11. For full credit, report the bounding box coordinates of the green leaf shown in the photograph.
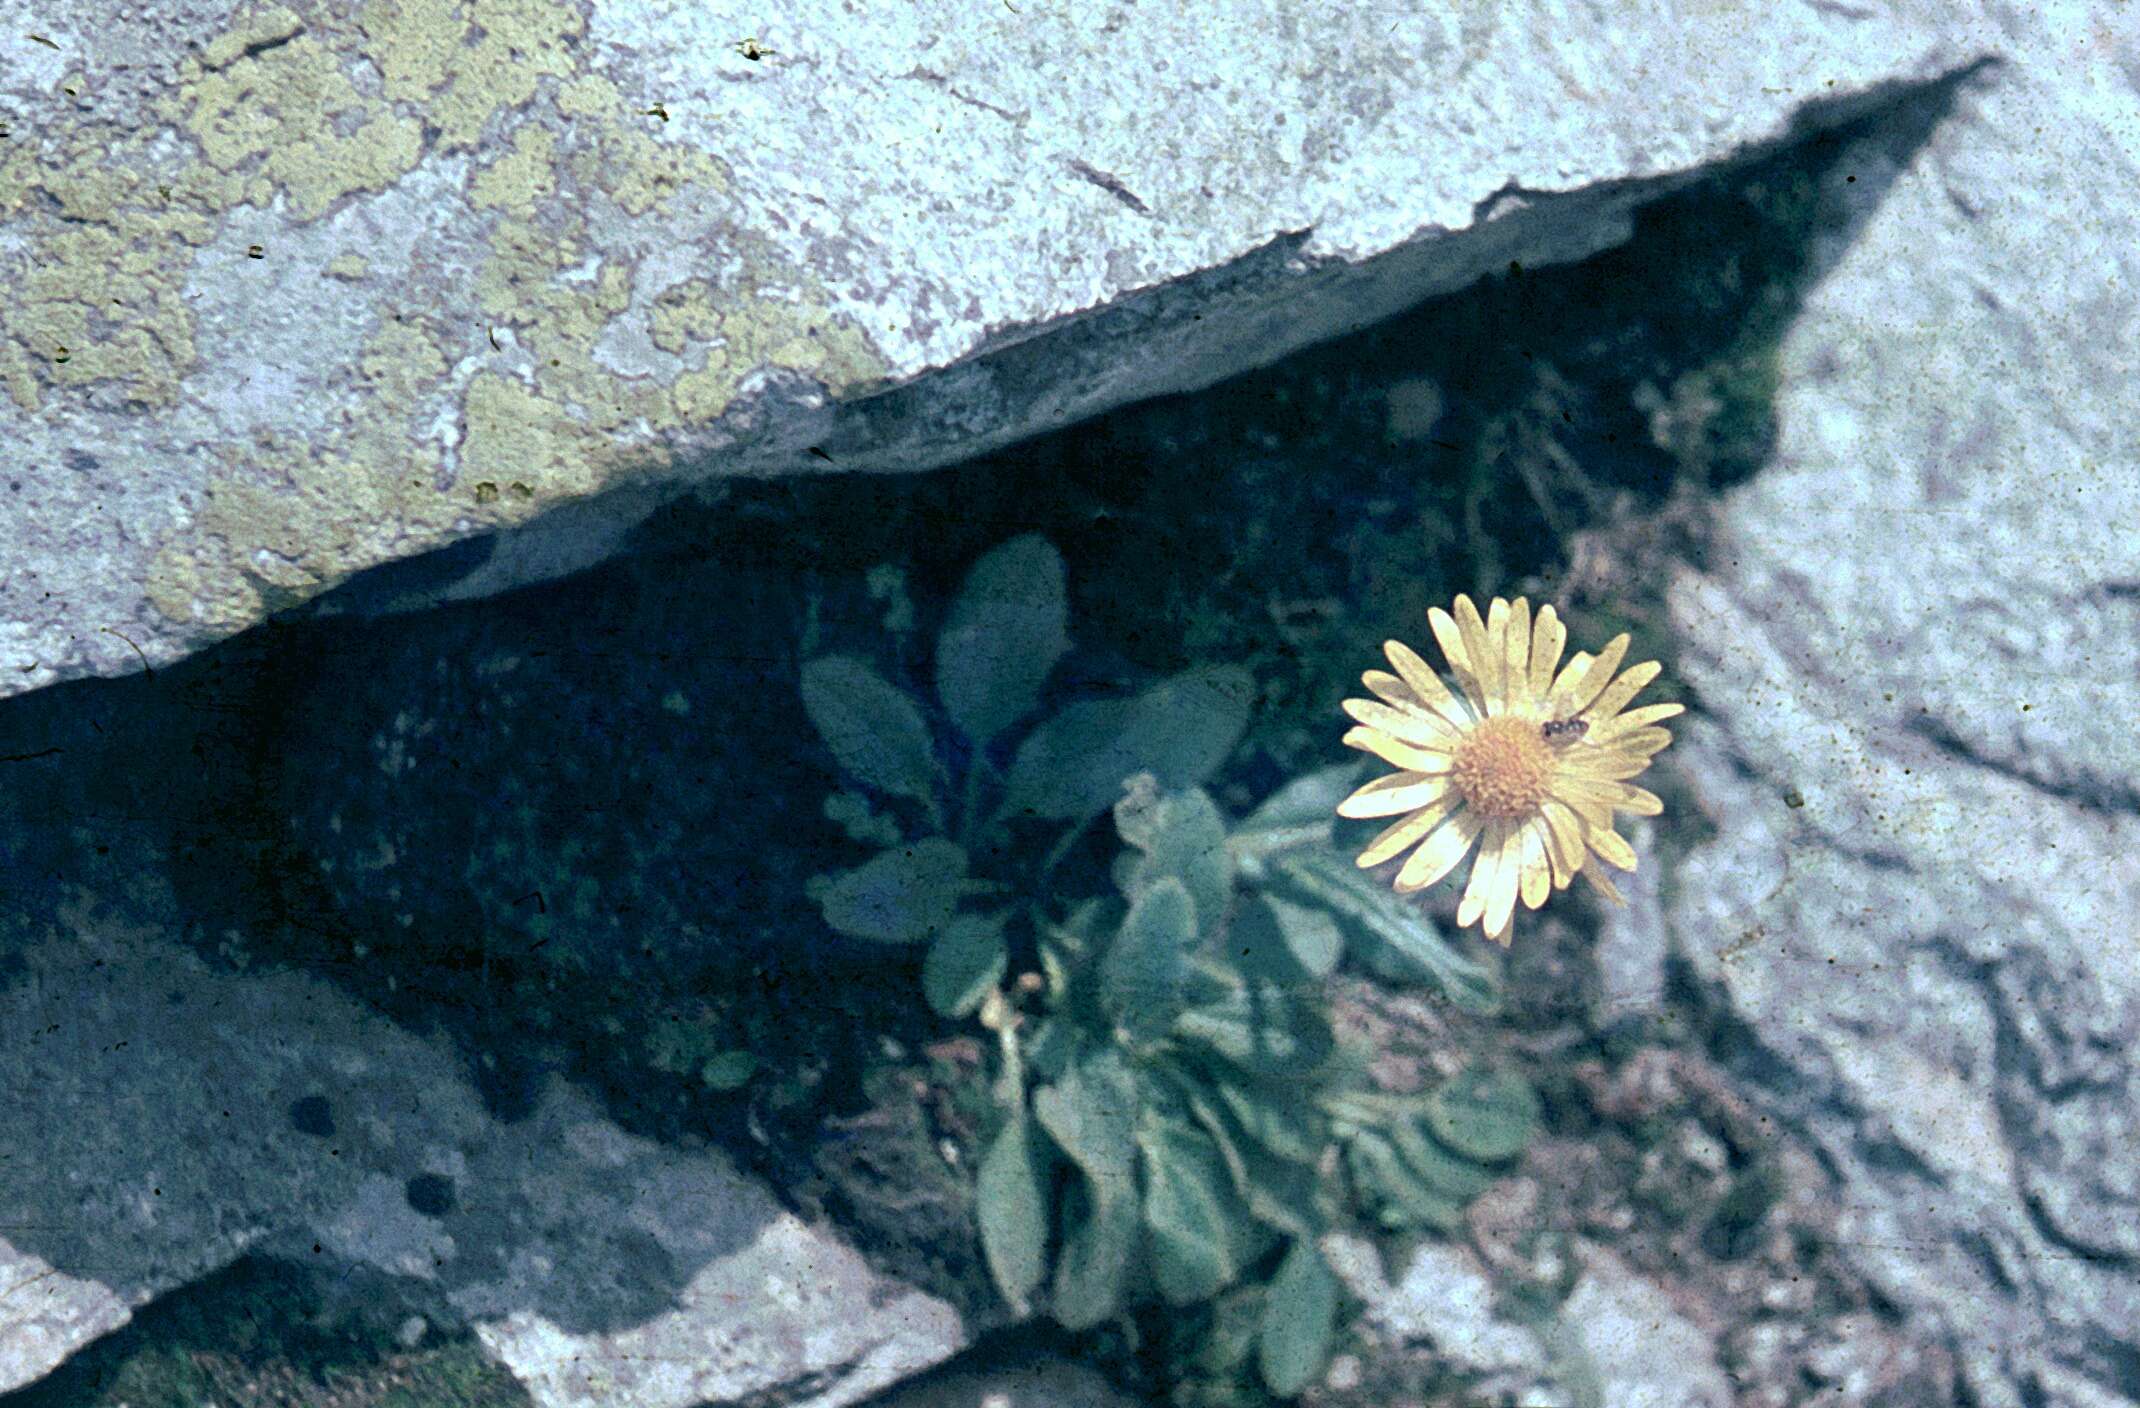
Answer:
[1345,1129,1467,1231]
[1270,849,1498,1014]
[977,1114,1052,1315]
[1033,1048,1139,1201]
[1174,968,1334,1077]
[700,1051,758,1090]
[922,911,1009,1018]
[1176,1078,1322,1240]
[1385,1117,1496,1201]
[1226,894,1342,985]
[1215,1081,1326,1166]
[1138,1115,1263,1305]
[1003,665,1255,822]
[799,655,940,808]
[1258,1239,1340,1398]
[1231,765,1362,863]
[814,839,968,944]
[936,535,1070,744]
[1034,1050,1142,1327]
[1100,877,1196,1044]
[1424,1066,1540,1165]
[1116,786,1233,939]
[1051,1166,1141,1330]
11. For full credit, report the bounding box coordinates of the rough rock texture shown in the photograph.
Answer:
[1666,11,2140,1408]
[1323,1236,1545,1385]
[1,0,1988,698]
[1560,1249,1731,1408]
[1326,1236,1730,1407]
[0,879,963,1406]
[860,1355,1143,1408]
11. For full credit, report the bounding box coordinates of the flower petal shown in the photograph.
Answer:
[1548,649,1594,703]
[1454,819,1503,929]
[1342,726,1450,772]
[1558,748,1661,782]
[1553,633,1631,717]
[1382,641,1474,726]
[1338,771,1451,819]
[1517,820,1551,910]
[1581,659,1663,727]
[1504,597,1534,710]
[1586,825,1639,872]
[1481,597,1512,715]
[1588,701,1685,743]
[1540,799,1586,885]
[1356,797,1458,868]
[1554,776,1665,817]
[1482,823,1523,942]
[1582,862,1628,906]
[1342,696,1460,748]
[1612,726,1675,756]
[1429,605,1488,717]
[1361,669,1420,709]
[1393,809,1482,893]
[1528,604,1567,703]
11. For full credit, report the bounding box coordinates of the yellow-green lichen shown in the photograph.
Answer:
[575,124,730,217]
[557,73,622,119]
[360,0,582,150]
[471,125,558,214]
[0,126,215,411]
[66,0,889,639]
[173,27,423,220]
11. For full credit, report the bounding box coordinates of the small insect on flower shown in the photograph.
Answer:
[1335,594,1681,946]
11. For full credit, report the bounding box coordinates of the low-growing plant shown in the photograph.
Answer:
[798,535,1540,1398]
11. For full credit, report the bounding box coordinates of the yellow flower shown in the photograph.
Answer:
[1336,595,1680,945]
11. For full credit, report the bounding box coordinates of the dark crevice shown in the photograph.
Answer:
[1906,711,2140,818]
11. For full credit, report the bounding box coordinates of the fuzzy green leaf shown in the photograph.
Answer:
[1258,1239,1340,1398]
[1003,665,1255,822]
[936,535,1071,744]
[1270,849,1497,1014]
[1138,1115,1264,1305]
[1385,1117,1497,1200]
[799,655,940,807]
[1226,894,1342,985]
[977,1113,1052,1315]
[922,911,1009,1018]
[1224,761,1352,873]
[699,1051,758,1090]
[1037,1049,1144,1329]
[1033,1047,1139,1201]
[1177,1079,1322,1240]
[1216,1081,1326,1166]
[1424,1066,1541,1165]
[1116,786,1233,939]
[1100,877,1196,1044]
[814,839,968,944]
[1174,969,1334,1077]
[1345,1129,1467,1231]
[1050,1168,1141,1330]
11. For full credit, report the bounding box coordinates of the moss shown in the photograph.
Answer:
[2,1259,531,1408]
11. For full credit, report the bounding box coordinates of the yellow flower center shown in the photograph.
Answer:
[1450,716,1554,822]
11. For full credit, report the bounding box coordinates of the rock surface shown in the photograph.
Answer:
[1666,10,2140,1407]
[0,0,1987,698]
[1559,1249,1731,1408]
[860,1355,1144,1408]
[0,873,963,1406]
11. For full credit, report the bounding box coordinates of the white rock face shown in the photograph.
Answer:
[0,0,1984,698]
[1667,9,2140,1406]
[1561,1250,1731,1408]
[0,885,962,1406]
